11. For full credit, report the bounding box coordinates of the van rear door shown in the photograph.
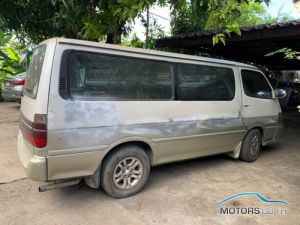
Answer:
[20,39,57,157]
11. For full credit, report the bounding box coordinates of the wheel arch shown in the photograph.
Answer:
[239,126,262,162]
[85,137,154,189]
[244,125,264,143]
[229,126,264,159]
[103,137,154,165]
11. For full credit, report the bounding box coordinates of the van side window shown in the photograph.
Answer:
[241,70,272,99]
[68,52,172,100]
[177,64,235,101]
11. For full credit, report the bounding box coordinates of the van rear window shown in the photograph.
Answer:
[24,45,47,98]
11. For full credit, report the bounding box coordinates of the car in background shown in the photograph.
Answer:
[276,70,300,108]
[2,72,26,103]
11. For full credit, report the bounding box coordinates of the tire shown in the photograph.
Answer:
[101,145,150,198]
[239,129,261,162]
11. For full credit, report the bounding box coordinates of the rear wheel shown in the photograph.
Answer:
[239,129,261,162]
[101,145,150,198]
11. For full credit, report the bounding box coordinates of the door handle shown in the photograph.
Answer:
[243,104,250,107]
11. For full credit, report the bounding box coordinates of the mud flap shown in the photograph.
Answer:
[84,165,101,188]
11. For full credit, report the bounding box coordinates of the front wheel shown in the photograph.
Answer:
[239,129,261,162]
[101,145,150,198]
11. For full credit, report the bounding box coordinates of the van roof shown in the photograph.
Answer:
[42,38,257,69]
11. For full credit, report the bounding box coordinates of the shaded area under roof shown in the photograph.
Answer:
[156,20,300,70]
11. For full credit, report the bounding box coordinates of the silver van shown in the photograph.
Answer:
[18,38,285,198]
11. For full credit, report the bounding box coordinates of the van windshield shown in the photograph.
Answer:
[24,45,47,98]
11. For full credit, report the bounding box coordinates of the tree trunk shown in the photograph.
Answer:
[106,23,123,44]
[145,6,150,48]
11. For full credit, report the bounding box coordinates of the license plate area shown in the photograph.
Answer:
[5,81,11,87]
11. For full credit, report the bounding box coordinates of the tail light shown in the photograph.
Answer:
[32,114,47,148]
[20,113,47,148]
[13,79,25,85]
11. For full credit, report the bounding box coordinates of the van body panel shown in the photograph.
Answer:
[18,131,47,180]
[242,115,279,140]
[46,43,246,177]
[47,151,105,181]
[46,100,246,170]
[272,125,283,144]
[17,38,283,185]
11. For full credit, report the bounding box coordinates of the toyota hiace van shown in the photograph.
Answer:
[18,38,285,198]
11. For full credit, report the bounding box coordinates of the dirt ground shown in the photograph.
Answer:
[0,102,299,225]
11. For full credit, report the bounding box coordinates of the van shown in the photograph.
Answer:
[18,38,286,198]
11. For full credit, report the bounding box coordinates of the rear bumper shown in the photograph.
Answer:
[2,87,22,101]
[18,130,47,181]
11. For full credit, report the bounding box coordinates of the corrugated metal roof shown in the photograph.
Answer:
[156,20,300,70]
[159,20,300,41]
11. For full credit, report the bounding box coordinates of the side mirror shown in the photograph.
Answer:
[274,89,287,99]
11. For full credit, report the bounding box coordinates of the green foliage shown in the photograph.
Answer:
[0,0,273,46]
[0,0,278,48]
[170,3,208,34]
[141,15,167,49]
[237,1,269,26]
[122,16,167,49]
[0,0,158,44]
[83,0,155,44]
[170,0,289,45]
[237,1,290,26]
[212,34,225,46]
[265,48,300,60]
[122,33,145,48]
[0,29,24,101]
[0,0,88,43]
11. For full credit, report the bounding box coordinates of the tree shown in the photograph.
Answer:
[83,0,158,44]
[122,15,167,49]
[122,33,145,48]
[0,0,156,44]
[171,0,290,45]
[0,0,88,44]
[170,3,207,35]
[0,0,270,45]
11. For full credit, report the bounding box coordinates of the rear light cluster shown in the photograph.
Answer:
[20,113,47,148]
[13,79,25,85]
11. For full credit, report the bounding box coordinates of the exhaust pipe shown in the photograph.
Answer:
[39,179,81,192]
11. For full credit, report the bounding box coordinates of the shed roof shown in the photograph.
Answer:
[156,20,300,70]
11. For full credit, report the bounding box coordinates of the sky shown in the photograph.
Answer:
[132,0,300,41]
[132,5,171,41]
[265,0,300,19]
